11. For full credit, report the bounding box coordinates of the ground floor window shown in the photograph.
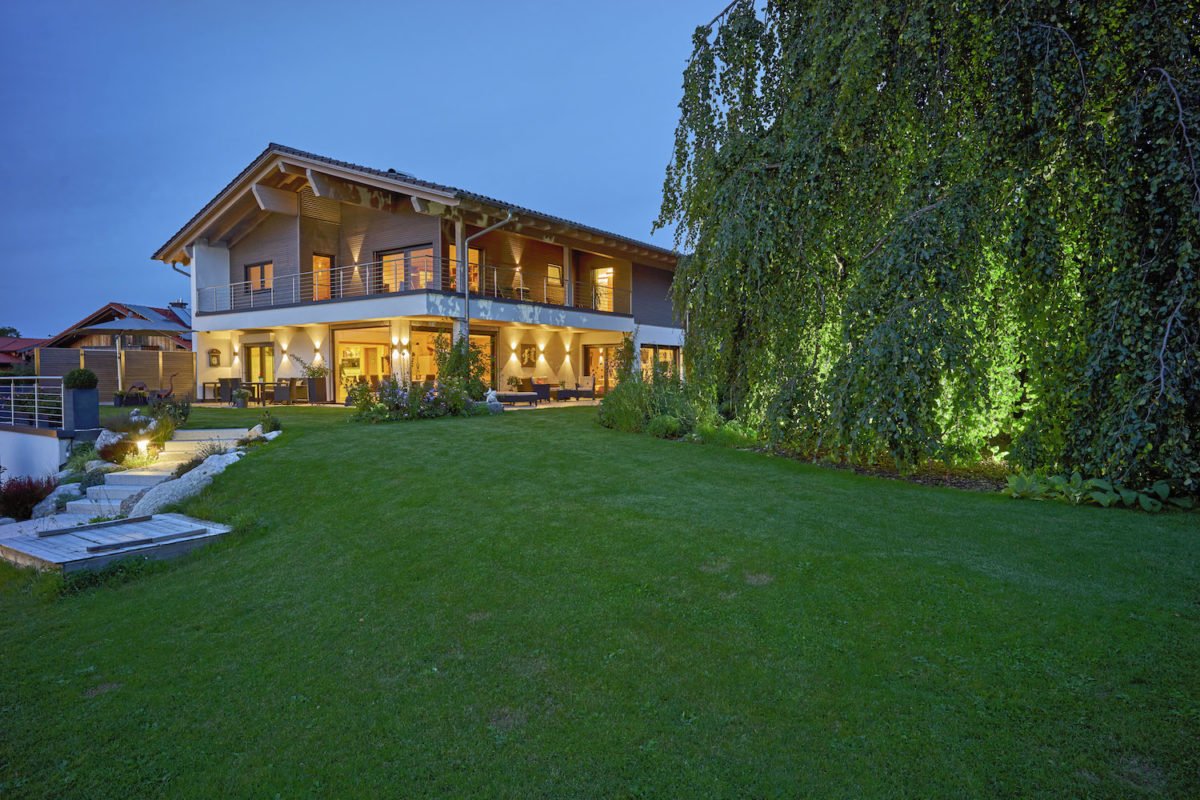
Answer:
[640,345,680,381]
[333,325,392,402]
[408,327,495,387]
[584,344,622,395]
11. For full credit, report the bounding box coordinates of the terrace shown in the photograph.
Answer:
[196,255,631,316]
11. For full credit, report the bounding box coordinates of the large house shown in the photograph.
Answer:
[153,144,682,402]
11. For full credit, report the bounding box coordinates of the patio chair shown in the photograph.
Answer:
[218,377,241,404]
[271,380,292,405]
[530,379,551,404]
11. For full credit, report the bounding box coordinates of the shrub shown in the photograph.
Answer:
[98,440,136,463]
[172,455,205,479]
[434,335,488,400]
[0,475,57,521]
[1005,471,1195,512]
[694,419,761,449]
[63,368,98,390]
[260,410,282,433]
[152,396,191,425]
[79,470,108,490]
[646,414,683,439]
[149,415,176,447]
[195,442,230,460]
[598,361,709,437]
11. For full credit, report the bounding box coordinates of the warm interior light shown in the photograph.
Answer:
[392,335,400,346]
[392,348,400,359]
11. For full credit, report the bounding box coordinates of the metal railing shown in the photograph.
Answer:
[197,256,632,315]
[0,376,64,429]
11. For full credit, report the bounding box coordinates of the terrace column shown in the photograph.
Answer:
[562,245,574,307]
[453,220,468,342]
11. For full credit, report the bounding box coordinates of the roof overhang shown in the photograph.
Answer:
[153,146,461,266]
[154,144,677,270]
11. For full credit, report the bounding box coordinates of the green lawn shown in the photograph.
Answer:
[1,407,1197,798]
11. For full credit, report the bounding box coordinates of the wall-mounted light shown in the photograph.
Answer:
[392,348,400,359]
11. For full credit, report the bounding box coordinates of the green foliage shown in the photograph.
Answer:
[97,440,136,463]
[1006,471,1194,512]
[692,419,762,449]
[63,368,98,390]
[646,414,684,439]
[598,361,709,435]
[172,455,205,479]
[65,443,96,473]
[0,475,57,520]
[288,353,330,379]
[151,396,191,426]
[659,1,1199,493]
[259,411,282,433]
[79,469,108,491]
[434,334,488,400]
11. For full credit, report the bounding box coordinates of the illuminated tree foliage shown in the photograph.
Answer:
[658,1,1199,489]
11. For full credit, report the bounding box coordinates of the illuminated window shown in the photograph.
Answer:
[547,264,563,286]
[447,245,483,291]
[312,254,332,301]
[245,261,273,291]
[379,245,434,292]
[592,267,614,312]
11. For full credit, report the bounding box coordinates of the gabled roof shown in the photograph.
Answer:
[0,336,46,355]
[154,143,677,266]
[43,302,191,349]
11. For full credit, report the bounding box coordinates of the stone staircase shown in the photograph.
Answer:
[65,429,247,518]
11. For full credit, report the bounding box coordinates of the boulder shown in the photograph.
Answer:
[84,461,121,476]
[55,468,76,481]
[32,484,83,518]
[245,423,264,440]
[0,517,15,526]
[263,430,282,441]
[129,451,242,517]
[118,487,151,516]
[94,429,126,451]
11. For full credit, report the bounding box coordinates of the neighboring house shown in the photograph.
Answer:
[153,143,683,401]
[0,337,46,372]
[43,302,192,352]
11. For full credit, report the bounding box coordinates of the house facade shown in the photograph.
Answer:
[42,302,192,352]
[153,144,682,402]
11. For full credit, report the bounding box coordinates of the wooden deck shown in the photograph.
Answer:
[0,513,232,573]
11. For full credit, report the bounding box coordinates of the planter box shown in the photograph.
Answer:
[306,377,328,404]
[64,388,99,432]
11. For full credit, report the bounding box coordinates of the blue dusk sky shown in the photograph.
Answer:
[0,0,711,338]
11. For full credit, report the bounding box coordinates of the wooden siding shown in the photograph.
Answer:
[229,213,299,284]
[339,203,438,267]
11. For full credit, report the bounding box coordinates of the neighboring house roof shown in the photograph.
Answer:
[0,337,48,354]
[43,303,192,349]
[154,143,677,265]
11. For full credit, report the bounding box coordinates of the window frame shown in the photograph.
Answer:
[244,260,274,292]
[377,243,435,292]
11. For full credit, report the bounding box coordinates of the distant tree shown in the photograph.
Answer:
[0,326,18,337]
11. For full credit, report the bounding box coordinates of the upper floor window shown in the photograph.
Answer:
[547,264,563,286]
[246,261,273,291]
[447,245,484,292]
[378,245,434,292]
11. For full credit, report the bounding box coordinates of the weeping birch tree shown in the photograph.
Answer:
[658,0,1199,490]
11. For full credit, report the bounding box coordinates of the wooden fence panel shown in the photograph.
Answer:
[81,350,119,400]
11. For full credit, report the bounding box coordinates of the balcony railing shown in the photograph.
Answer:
[0,376,64,429]
[196,256,631,316]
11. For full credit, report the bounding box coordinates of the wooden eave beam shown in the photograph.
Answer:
[251,183,299,215]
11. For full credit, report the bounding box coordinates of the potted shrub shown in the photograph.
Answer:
[62,368,100,432]
[289,354,330,403]
[231,388,251,409]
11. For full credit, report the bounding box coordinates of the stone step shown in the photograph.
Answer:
[171,428,248,442]
[65,497,124,517]
[161,438,239,454]
[87,484,144,502]
[105,470,174,487]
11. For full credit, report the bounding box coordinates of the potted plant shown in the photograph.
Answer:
[62,367,100,431]
[231,388,251,409]
[112,389,127,407]
[289,354,330,404]
[506,375,523,391]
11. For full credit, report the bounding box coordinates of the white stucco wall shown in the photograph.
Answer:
[0,429,67,480]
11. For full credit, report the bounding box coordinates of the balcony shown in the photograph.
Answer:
[196,256,631,317]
